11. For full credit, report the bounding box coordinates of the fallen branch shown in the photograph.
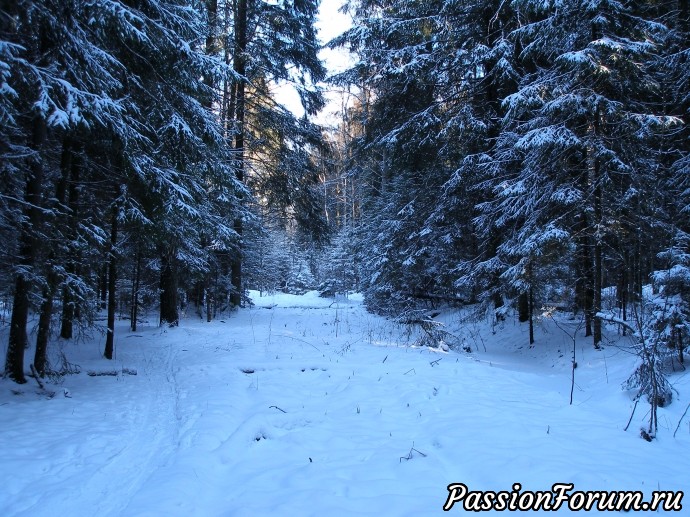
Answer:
[269,405,287,413]
[87,370,118,377]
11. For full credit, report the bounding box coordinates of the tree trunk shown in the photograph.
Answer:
[34,261,59,377]
[518,291,529,322]
[159,248,179,326]
[194,280,204,318]
[100,263,108,310]
[104,205,119,360]
[7,275,31,383]
[617,259,627,336]
[130,248,141,332]
[206,286,213,322]
[592,107,603,349]
[36,138,70,370]
[230,0,247,308]
[5,113,47,383]
[528,264,535,346]
[60,277,75,339]
[575,214,594,337]
[60,141,82,339]
[679,332,684,365]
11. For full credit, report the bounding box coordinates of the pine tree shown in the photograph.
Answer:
[1,0,130,380]
[476,0,671,346]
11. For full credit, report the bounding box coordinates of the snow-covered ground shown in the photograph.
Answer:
[0,291,687,515]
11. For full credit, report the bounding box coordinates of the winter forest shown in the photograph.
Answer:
[1,0,690,513]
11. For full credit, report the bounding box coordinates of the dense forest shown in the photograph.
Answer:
[1,0,689,411]
[326,0,690,402]
[0,0,328,382]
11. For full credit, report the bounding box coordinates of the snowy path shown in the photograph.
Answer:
[0,336,182,516]
[1,292,688,515]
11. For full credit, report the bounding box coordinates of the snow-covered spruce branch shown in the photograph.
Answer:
[595,312,638,336]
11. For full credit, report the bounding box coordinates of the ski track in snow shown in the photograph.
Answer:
[0,291,688,516]
[0,335,183,517]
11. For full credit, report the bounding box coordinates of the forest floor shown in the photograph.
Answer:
[0,291,688,516]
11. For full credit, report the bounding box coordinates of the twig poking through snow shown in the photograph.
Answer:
[269,405,287,413]
[674,402,690,438]
[624,399,639,432]
[400,442,427,462]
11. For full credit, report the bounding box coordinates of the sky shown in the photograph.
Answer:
[274,0,354,126]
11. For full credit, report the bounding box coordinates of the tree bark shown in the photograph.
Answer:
[99,263,108,310]
[230,0,247,308]
[7,275,31,383]
[575,213,593,337]
[518,291,529,322]
[5,113,47,383]
[36,137,70,372]
[206,286,213,322]
[159,247,179,326]
[528,263,535,345]
[60,141,83,339]
[130,248,141,332]
[617,259,627,336]
[34,261,58,376]
[592,106,603,349]
[104,204,119,360]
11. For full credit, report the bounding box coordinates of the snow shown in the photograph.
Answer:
[1,292,688,515]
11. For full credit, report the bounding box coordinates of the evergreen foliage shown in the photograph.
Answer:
[329,0,689,356]
[1,0,327,380]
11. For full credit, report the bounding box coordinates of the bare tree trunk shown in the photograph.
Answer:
[194,280,204,318]
[617,259,627,336]
[130,248,141,332]
[36,137,78,371]
[34,261,58,376]
[99,263,108,310]
[593,107,603,349]
[104,204,119,360]
[5,114,47,383]
[230,0,247,308]
[575,212,593,337]
[206,286,213,322]
[679,333,684,365]
[159,247,179,326]
[7,275,31,383]
[529,266,535,346]
[60,141,83,339]
[518,292,529,322]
